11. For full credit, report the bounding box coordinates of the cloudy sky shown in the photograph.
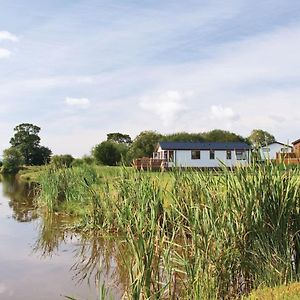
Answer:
[0,0,299,157]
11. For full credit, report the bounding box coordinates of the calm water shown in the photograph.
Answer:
[0,177,124,300]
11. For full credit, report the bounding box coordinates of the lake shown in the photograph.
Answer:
[0,177,124,300]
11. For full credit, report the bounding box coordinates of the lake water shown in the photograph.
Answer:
[0,177,124,300]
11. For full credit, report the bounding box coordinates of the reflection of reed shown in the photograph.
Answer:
[70,232,129,295]
[33,212,74,257]
[33,211,128,297]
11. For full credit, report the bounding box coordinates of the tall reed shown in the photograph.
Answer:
[36,163,300,299]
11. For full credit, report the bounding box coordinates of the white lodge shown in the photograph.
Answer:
[153,141,251,168]
[258,142,293,161]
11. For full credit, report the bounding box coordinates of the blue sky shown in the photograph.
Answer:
[0,0,300,156]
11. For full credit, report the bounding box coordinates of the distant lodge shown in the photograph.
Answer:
[133,139,300,170]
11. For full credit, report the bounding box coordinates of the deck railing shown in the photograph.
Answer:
[132,158,167,170]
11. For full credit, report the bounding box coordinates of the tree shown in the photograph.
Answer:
[1,148,24,174]
[162,132,205,142]
[127,131,162,161]
[248,129,276,147]
[203,129,247,143]
[92,141,124,166]
[31,146,52,165]
[107,132,132,145]
[9,123,52,165]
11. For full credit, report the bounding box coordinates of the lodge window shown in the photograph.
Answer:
[280,148,288,153]
[191,150,200,160]
[236,150,247,160]
[226,150,232,160]
[209,150,215,160]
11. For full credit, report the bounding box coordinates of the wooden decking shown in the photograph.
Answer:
[132,158,167,170]
[276,153,300,165]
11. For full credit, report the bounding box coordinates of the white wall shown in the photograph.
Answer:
[174,150,249,168]
[259,143,292,160]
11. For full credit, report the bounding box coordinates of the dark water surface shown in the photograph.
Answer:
[0,177,123,300]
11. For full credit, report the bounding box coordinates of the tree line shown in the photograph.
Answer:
[0,123,276,173]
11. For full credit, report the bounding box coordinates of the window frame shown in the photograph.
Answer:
[191,150,200,160]
[236,150,247,160]
[226,150,232,160]
[209,150,215,160]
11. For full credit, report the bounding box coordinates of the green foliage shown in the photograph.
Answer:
[107,132,132,145]
[203,129,247,142]
[51,154,74,168]
[248,129,276,147]
[9,123,52,165]
[37,165,99,212]
[2,147,24,174]
[162,132,205,142]
[162,130,247,143]
[30,146,52,165]
[71,156,95,167]
[36,163,300,299]
[92,141,125,166]
[127,131,162,160]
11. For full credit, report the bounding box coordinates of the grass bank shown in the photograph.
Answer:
[36,163,300,299]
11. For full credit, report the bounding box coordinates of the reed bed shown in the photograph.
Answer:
[36,163,300,299]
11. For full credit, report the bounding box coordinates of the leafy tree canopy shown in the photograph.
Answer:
[9,123,52,165]
[107,132,132,145]
[248,129,276,147]
[127,131,163,161]
[1,148,24,174]
[93,141,125,166]
[203,129,247,143]
[162,132,205,142]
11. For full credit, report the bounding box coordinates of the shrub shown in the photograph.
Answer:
[51,154,74,168]
[1,147,24,174]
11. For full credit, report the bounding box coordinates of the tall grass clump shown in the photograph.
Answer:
[36,162,300,299]
[37,164,100,214]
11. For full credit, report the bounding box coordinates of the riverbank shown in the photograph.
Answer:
[32,162,300,299]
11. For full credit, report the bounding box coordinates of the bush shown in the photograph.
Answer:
[1,148,24,174]
[51,154,74,168]
[92,141,125,166]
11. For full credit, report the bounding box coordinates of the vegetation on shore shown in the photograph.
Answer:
[34,162,300,299]
[245,282,300,300]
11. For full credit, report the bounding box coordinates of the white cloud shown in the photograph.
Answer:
[0,48,11,59]
[65,97,90,109]
[139,90,188,126]
[210,105,240,121]
[0,31,18,42]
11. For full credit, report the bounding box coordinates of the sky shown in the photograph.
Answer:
[0,0,300,157]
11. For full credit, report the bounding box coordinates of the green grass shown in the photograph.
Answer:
[35,162,300,299]
[18,165,46,182]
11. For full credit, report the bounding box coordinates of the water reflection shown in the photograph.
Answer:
[32,207,127,298]
[33,212,76,256]
[33,203,128,299]
[71,232,129,292]
[0,177,124,299]
[1,176,38,222]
